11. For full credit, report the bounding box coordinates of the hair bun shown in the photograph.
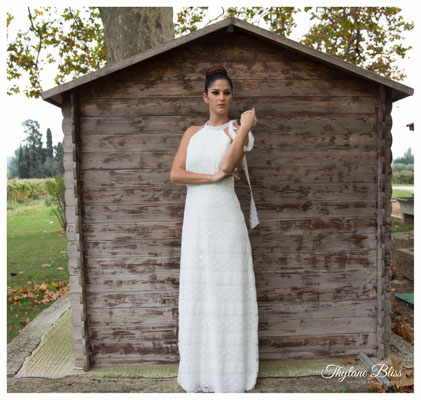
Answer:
[205,65,228,79]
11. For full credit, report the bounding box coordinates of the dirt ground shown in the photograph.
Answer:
[6,375,373,393]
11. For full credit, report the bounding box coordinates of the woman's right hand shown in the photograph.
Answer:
[210,168,240,183]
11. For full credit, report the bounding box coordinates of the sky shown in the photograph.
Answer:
[2,3,418,162]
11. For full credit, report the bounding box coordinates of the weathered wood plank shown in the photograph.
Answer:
[88,347,376,365]
[255,269,377,287]
[84,284,377,310]
[248,165,378,184]
[259,339,377,359]
[81,201,377,224]
[259,348,377,360]
[91,357,178,366]
[257,317,376,336]
[80,77,377,98]
[85,291,179,309]
[83,248,377,276]
[78,131,379,152]
[86,299,376,328]
[78,95,377,117]
[87,316,375,347]
[87,323,376,347]
[79,114,376,135]
[260,333,376,350]
[80,165,378,188]
[242,182,378,202]
[83,267,376,293]
[77,148,377,170]
[78,58,365,85]
[81,215,377,242]
[81,234,377,258]
[261,300,377,319]
[255,249,378,272]
[89,340,178,360]
[88,307,178,326]
[87,327,376,363]
[80,182,377,206]
[256,284,377,302]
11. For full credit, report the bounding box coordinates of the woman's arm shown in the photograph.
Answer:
[219,123,251,174]
[170,126,214,184]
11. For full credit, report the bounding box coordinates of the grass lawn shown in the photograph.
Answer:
[392,219,414,233]
[7,197,69,343]
[392,189,414,198]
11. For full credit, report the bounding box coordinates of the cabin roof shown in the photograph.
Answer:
[41,16,414,107]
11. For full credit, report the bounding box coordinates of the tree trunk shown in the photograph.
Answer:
[98,7,174,64]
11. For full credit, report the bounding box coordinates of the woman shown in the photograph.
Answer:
[170,65,259,393]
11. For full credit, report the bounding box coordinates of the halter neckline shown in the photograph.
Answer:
[204,120,231,129]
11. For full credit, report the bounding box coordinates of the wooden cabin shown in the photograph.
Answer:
[41,16,414,371]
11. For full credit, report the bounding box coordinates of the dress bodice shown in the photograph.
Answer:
[185,119,259,229]
[185,120,233,176]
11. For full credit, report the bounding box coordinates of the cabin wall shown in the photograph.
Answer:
[71,28,389,366]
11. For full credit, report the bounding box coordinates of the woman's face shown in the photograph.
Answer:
[203,79,233,115]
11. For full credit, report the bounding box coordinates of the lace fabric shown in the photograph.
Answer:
[178,120,259,393]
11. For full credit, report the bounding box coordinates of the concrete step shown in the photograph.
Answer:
[391,231,414,251]
[395,248,414,281]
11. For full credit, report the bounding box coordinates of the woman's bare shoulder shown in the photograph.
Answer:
[190,124,205,132]
[184,124,205,137]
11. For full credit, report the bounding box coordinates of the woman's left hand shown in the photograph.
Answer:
[226,168,241,181]
[240,108,258,130]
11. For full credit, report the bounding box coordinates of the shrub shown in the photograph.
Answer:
[44,175,67,230]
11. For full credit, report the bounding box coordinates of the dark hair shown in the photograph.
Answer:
[204,65,233,95]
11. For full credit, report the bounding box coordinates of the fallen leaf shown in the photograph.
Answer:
[368,381,386,392]
[339,356,357,365]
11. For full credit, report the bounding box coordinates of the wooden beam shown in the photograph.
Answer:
[375,85,389,360]
[63,90,91,371]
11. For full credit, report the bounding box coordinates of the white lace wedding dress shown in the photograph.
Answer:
[177,119,260,393]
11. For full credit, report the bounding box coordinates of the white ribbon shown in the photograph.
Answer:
[228,120,260,229]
